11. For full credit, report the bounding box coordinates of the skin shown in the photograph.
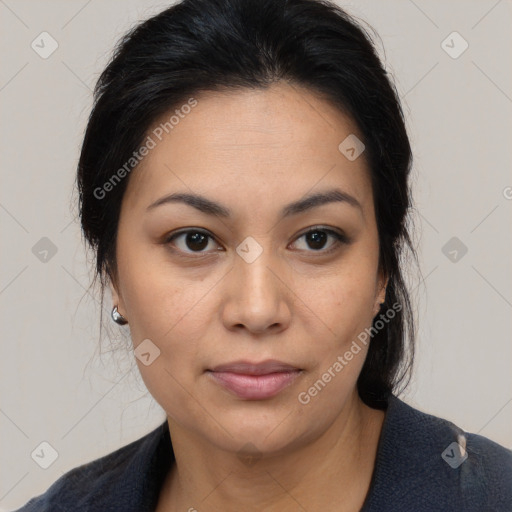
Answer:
[111,81,388,512]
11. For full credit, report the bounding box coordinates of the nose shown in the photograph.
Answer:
[220,247,292,336]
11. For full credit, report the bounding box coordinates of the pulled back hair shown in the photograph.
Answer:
[77,0,418,409]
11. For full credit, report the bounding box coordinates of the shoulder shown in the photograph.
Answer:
[363,395,512,512]
[13,421,170,512]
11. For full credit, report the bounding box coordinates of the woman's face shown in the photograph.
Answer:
[112,82,387,455]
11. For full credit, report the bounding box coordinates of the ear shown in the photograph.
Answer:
[373,271,389,317]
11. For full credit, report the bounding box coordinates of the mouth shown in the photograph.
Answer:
[206,360,303,400]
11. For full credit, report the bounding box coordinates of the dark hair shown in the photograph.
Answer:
[77,0,418,409]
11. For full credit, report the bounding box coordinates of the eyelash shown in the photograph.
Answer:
[163,226,350,258]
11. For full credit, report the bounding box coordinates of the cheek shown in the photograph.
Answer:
[292,267,378,408]
[303,256,379,349]
[115,249,221,411]
[122,266,215,421]
[124,270,214,354]
[116,233,208,337]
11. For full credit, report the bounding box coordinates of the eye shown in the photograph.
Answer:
[164,229,222,255]
[291,226,349,253]
[163,226,349,258]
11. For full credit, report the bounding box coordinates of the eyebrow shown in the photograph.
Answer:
[146,188,362,218]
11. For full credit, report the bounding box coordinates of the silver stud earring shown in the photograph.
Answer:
[111,305,128,325]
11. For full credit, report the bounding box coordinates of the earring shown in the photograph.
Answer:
[111,305,128,325]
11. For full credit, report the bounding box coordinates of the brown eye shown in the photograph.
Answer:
[292,227,349,253]
[165,229,221,254]
[185,232,208,251]
[305,230,328,250]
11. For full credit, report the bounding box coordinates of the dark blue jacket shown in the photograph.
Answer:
[14,395,512,511]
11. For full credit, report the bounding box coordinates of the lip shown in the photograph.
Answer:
[207,360,302,400]
[210,360,300,375]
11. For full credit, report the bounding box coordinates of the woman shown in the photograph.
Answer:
[15,0,512,510]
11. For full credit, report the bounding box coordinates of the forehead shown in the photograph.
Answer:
[123,82,373,221]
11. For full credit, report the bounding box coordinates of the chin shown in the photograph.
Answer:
[208,407,312,455]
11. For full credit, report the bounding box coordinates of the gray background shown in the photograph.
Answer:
[1,0,511,509]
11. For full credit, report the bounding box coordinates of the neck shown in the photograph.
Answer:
[159,391,385,512]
